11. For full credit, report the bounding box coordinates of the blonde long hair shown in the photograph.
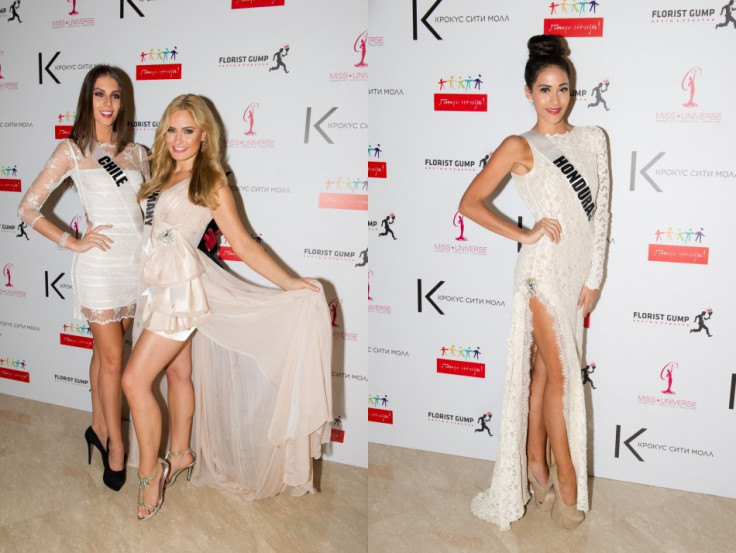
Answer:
[138,94,226,209]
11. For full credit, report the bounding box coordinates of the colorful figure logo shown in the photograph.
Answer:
[438,74,483,92]
[453,212,467,241]
[243,102,259,136]
[439,345,481,359]
[660,361,678,395]
[368,394,389,407]
[3,263,13,287]
[681,67,702,108]
[368,144,382,158]
[354,30,368,67]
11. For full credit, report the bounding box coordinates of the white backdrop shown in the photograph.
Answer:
[1,1,734,497]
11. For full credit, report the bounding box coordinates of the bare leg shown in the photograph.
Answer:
[527,349,549,487]
[529,297,577,506]
[89,319,129,471]
[165,339,195,476]
[88,344,107,444]
[121,330,191,519]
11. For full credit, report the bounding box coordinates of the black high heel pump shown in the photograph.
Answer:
[103,438,127,492]
[84,426,105,465]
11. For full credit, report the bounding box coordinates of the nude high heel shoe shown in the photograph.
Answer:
[164,448,196,489]
[549,464,585,529]
[528,466,554,512]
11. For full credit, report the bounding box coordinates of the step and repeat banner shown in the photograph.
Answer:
[1,1,734,497]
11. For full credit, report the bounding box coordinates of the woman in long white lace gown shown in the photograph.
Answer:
[459,35,611,530]
[121,94,332,520]
[17,65,147,491]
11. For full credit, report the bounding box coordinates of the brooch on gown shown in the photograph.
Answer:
[156,228,175,245]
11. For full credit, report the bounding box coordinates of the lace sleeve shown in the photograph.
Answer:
[584,126,611,290]
[17,140,77,228]
[136,143,151,181]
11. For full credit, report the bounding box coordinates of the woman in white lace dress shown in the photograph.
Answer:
[459,35,610,530]
[18,65,148,491]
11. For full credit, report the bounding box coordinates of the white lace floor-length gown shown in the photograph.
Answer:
[471,126,610,530]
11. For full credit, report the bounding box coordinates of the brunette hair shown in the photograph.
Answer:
[138,94,226,209]
[524,35,570,89]
[68,65,129,155]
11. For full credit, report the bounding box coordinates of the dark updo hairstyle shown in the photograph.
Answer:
[524,34,570,89]
[69,64,130,156]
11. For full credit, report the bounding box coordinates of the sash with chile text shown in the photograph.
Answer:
[522,130,596,221]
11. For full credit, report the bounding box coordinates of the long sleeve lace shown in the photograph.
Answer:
[584,126,611,290]
[17,140,79,228]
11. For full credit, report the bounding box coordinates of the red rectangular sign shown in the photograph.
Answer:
[330,428,345,443]
[436,358,486,378]
[0,367,29,383]
[544,18,604,37]
[318,193,368,211]
[368,408,393,424]
[232,0,285,8]
[218,246,242,262]
[434,94,487,112]
[60,333,94,349]
[0,179,21,192]
[136,64,182,81]
[648,244,709,265]
[55,126,73,139]
[368,161,387,179]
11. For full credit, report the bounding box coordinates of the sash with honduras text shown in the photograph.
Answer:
[522,130,596,221]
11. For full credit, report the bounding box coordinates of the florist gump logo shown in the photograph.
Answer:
[0,163,21,192]
[545,0,604,37]
[434,212,488,256]
[60,321,93,349]
[690,307,713,337]
[648,226,709,265]
[434,74,487,112]
[368,143,386,179]
[716,0,736,29]
[0,1,23,24]
[656,67,723,123]
[650,6,718,25]
[231,0,285,9]
[638,361,697,410]
[427,410,492,435]
[571,78,611,111]
[55,110,75,139]
[318,176,368,211]
[436,344,485,378]
[368,393,393,424]
[0,354,29,383]
[136,46,182,81]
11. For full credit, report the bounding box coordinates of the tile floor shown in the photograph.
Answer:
[1,393,734,553]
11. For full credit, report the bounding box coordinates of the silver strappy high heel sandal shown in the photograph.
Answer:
[137,461,170,521]
[164,448,197,489]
